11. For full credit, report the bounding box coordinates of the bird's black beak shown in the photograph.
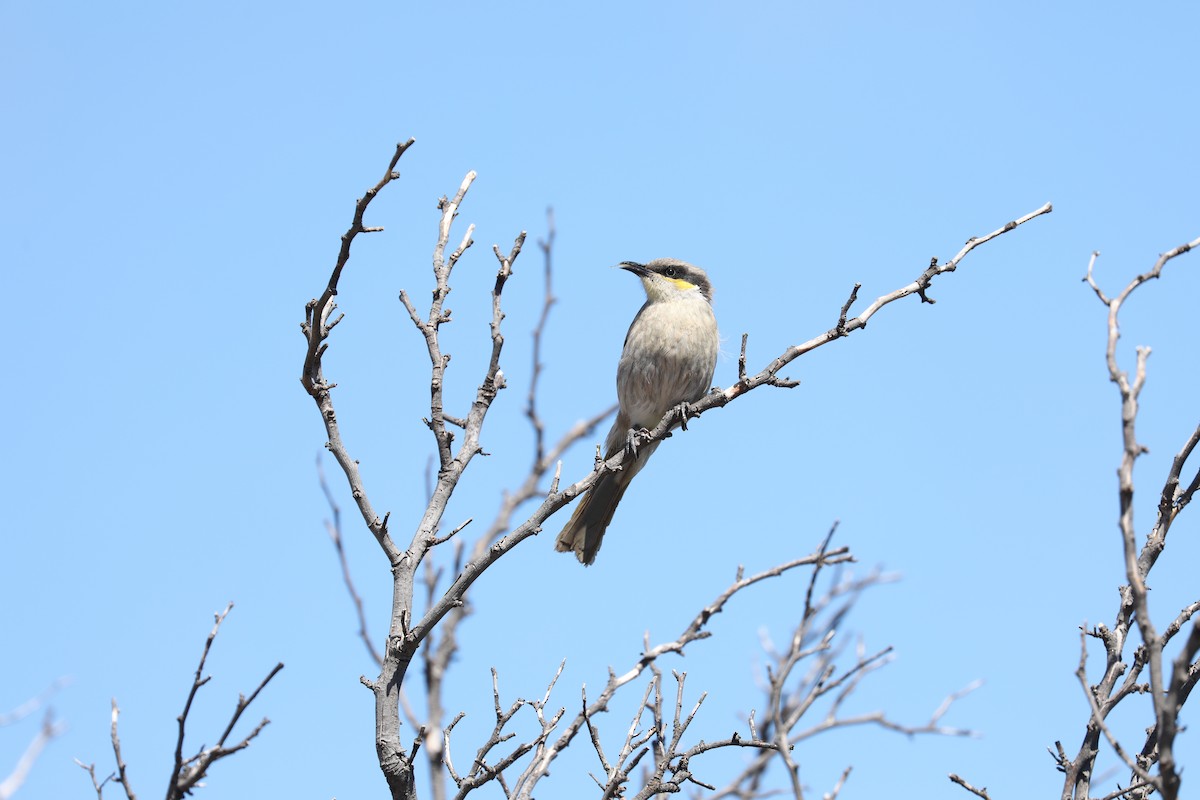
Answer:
[618,261,650,277]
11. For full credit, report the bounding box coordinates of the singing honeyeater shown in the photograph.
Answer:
[555,258,719,565]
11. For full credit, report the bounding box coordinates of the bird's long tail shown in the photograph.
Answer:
[555,440,659,565]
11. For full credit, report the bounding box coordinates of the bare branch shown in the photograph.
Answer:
[442,664,568,800]
[110,700,136,800]
[737,333,750,383]
[0,709,65,800]
[949,773,991,800]
[1082,250,1110,305]
[510,543,848,800]
[835,284,860,337]
[300,153,530,799]
[74,759,115,800]
[408,170,478,473]
[301,138,416,396]
[543,204,1054,550]
[1156,619,1200,789]
[300,143,413,569]
[319,453,383,667]
[711,539,973,800]
[362,206,593,800]
[305,147,1053,800]
[0,678,69,727]
[1095,779,1156,800]
[1,683,70,800]
[170,604,233,785]
[412,205,1054,651]
[159,606,282,800]
[1076,638,1156,785]
[824,766,853,800]
[1058,235,1198,800]
[1153,423,1200,556]
[527,208,557,468]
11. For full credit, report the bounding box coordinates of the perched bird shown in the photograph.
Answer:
[556,258,720,565]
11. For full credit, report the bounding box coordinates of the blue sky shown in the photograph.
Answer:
[3,2,1198,798]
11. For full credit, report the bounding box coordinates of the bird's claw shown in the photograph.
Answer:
[677,401,693,431]
[624,428,641,459]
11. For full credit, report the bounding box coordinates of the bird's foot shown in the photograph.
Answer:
[624,428,640,459]
[677,401,693,431]
[625,427,654,459]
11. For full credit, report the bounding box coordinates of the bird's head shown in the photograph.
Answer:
[619,258,714,304]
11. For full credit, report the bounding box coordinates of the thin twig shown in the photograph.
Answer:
[319,454,383,666]
[0,710,65,800]
[110,700,136,800]
[527,208,557,468]
[74,759,115,800]
[949,773,991,800]
[511,543,854,800]
[163,606,282,800]
[1060,235,1198,800]
[0,678,70,727]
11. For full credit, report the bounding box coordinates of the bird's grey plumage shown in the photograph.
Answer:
[555,258,720,565]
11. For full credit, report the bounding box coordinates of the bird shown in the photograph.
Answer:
[555,258,720,565]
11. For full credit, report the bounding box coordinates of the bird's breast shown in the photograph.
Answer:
[616,298,719,429]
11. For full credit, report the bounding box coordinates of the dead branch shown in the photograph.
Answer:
[83,605,281,800]
[444,664,567,800]
[711,539,976,800]
[0,708,65,800]
[0,678,69,727]
[162,605,282,800]
[541,204,1055,557]
[1041,236,1200,800]
[319,453,384,667]
[304,143,1051,799]
[74,758,114,800]
[949,773,991,800]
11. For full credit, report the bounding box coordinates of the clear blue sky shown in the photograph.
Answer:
[3,2,1198,798]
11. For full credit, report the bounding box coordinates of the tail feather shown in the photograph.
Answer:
[556,439,659,565]
[555,470,633,565]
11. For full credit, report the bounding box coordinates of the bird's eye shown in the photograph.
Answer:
[664,266,677,278]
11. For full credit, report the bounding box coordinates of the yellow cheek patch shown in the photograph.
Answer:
[668,278,697,291]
